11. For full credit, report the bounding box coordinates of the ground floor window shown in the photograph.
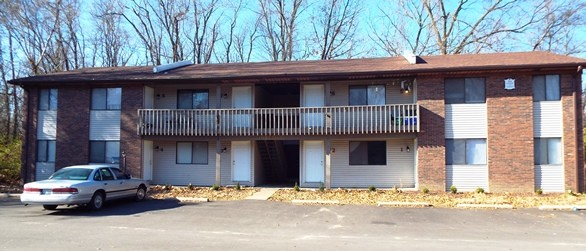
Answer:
[349,141,386,165]
[446,139,487,165]
[37,140,56,162]
[177,142,208,164]
[90,141,120,163]
[534,138,562,165]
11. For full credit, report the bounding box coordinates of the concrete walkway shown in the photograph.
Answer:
[245,188,279,200]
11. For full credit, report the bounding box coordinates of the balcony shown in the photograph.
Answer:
[137,104,419,137]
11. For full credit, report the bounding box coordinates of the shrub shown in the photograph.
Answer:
[0,138,21,185]
[368,185,376,192]
[475,187,485,194]
[236,182,241,190]
[164,184,173,190]
[318,182,325,192]
[422,187,429,194]
[187,183,194,190]
[293,182,300,192]
[212,184,220,191]
[450,185,457,194]
[535,188,543,195]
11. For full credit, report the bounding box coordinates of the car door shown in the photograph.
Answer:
[97,168,124,200]
[110,168,136,198]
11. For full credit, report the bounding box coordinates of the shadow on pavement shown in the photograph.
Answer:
[45,198,187,217]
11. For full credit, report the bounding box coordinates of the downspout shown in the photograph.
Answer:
[575,66,584,192]
[21,86,30,184]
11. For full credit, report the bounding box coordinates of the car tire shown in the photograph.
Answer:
[43,205,58,210]
[135,185,147,201]
[88,191,105,210]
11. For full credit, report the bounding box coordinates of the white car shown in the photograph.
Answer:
[21,165,149,210]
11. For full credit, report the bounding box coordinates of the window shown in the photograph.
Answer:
[111,168,127,179]
[177,142,208,164]
[91,88,121,110]
[39,89,58,111]
[349,85,385,105]
[446,139,487,165]
[349,141,386,165]
[37,140,56,162]
[445,78,485,104]
[99,168,115,180]
[177,90,209,109]
[533,75,560,101]
[534,138,562,165]
[89,141,120,163]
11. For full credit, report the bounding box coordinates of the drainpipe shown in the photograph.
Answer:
[575,66,584,192]
[21,87,30,184]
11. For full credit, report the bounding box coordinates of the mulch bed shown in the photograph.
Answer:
[269,188,586,208]
[148,185,258,201]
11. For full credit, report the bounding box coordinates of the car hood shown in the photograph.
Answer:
[24,179,86,189]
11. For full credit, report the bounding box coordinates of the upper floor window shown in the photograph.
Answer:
[445,78,485,104]
[446,138,487,165]
[178,90,209,109]
[89,141,120,164]
[39,89,58,111]
[37,140,56,162]
[349,141,386,165]
[533,75,560,101]
[177,141,208,164]
[92,88,121,110]
[349,85,385,105]
[534,138,562,165]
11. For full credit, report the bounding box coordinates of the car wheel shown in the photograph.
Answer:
[135,185,147,201]
[88,191,105,210]
[43,205,58,210]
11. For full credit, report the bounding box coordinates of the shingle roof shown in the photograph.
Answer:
[10,51,586,85]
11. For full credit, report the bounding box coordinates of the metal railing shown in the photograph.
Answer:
[138,104,419,136]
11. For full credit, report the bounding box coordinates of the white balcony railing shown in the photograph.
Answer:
[137,104,419,136]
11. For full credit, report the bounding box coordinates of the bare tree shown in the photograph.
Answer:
[188,0,222,64]
[91,0,133,67]
[257,0,305,61]
[310,0,361,60]
[528,0,586,55]
[154,0,190,62]
[119,0,165,65]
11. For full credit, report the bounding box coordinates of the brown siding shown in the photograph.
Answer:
[416,76,445,191]
[120,86,144,177]
[55,87,90,168]
[486,74,534,192]
[561,73,583,192]
[22,88,39,182]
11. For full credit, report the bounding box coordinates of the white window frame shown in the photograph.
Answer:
[91,88,121,110]
[176,142,208,165]
[37,140,56,163]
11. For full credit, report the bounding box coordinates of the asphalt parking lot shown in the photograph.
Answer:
[1,197,585,250]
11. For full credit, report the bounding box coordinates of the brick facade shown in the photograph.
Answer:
[416,76,446,192]
[120,86,144,178]
[561,73,583,192]
[22,88,38,183]
[55,87,91,169]
[486,74,535,192]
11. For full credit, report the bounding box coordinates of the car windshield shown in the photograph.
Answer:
[49,168,93,180]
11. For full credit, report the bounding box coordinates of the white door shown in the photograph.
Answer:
[232,141,252,182]
[142,140,153,180]
[304,141,324,183]
[232,86,252,128]
[303,85,324,127]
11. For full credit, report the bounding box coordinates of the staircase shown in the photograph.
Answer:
[257,140,287,183]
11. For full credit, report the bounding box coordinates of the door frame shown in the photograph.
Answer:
[302,140,325,185]
[231,141,252,183]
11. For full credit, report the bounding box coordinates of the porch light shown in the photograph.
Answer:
[222,93,229,99]
[400,81,412,94]
[221,147,228,153]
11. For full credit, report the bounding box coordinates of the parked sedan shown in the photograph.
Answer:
[21,165,149,210]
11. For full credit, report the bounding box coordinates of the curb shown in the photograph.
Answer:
[291,199,340,205]
[176,197,209,203]
[457,203,514,209]
[377,201,432,207]
[538,205,586,211]
[0,193,21,198]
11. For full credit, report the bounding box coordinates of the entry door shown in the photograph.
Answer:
[304,141,324,183]
[232,86,252,128]
[142,140,153,180]
[232,141,252,182]
[303,85,324,127]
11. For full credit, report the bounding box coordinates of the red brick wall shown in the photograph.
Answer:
[561,73,583,192]
[55,87,90,168]
[22,88,39,182]
[120,86,144,178]
[486,74,535,192]
[416,76,446,192]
